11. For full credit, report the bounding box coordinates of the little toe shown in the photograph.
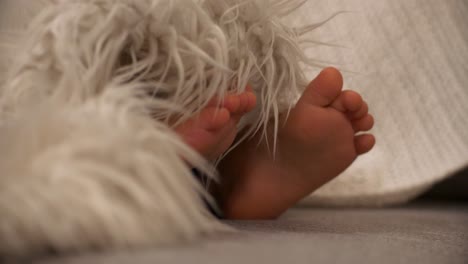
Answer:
[298,67,343,107]
[352,114,374,132]
[227,91,253,114]
[221,85,257,114]
[354,134,376,155]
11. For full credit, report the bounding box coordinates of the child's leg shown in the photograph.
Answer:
[218,68,375,219]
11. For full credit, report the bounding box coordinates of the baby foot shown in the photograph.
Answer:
[219,67,375,219]
[280,67,375,169]
[174,88,256,161]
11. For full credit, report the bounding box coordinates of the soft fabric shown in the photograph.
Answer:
[36,203,468,264]
[290,0,468,206]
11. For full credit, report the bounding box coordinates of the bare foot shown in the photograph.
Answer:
[219,67,375,219]
[174,87,257,160]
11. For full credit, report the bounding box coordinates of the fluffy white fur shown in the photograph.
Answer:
[0,87,223,257]
[0,0,320,258]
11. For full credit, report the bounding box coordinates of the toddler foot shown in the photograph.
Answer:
[174,88,256,160]
[219,67,375,219]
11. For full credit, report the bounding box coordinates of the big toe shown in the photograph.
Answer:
[298,67,343,107]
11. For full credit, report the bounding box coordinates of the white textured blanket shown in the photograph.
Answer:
[292,0,468,206]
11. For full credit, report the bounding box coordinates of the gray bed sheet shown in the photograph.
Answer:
[37,201,468,264]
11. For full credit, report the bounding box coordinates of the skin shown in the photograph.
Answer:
[174,85,257,161]
[175,67,375,219]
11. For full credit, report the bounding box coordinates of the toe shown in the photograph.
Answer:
[348,101,369,120]
[234,91,257,114]
[240,91,257,113]
[342,91,363,112]
[352,114,374,132]
[214,84,257,114]
[354,134,376,155]
[298,67,343,107]
[330,90,363,113]
[224,95,241,113]
[199,107,231,131]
